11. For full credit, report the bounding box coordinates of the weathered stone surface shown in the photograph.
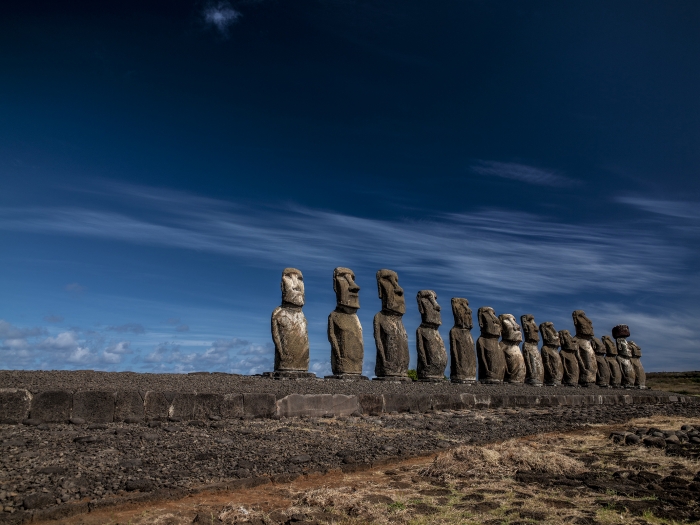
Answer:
[540,322,563,386]
[271,268,310,373]
[572,310,598,387]
[328,267,364,376]
[431,393,465,411]
[243,393,276,418]
[415,290,447,381]
[449,298,477,383]
[0,388,31,424]
[144,391,170,421]
[357,394,383,415]
[592,337,611,387]
[30,390,72,423]
[612,324,630,339]
[114,391,144,422]
[276,394,359,418]
[169,392,196,420]
[520,314,544,386]
[477,307,505,384]
[628,341,646,389]
[602,335,622,388]
[500,314,525,384]
[383,394,431,414]
[373,269,409,378]
[559,330,580,387]
[72,391,116,423]
[192,393,224,420]
[616,338,636,388]
[221,393,244,418]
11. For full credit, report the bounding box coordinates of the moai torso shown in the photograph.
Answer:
[271,268,310,372]
[521,314,544,386]
[572,310,598,387]
[592,337,611,387]
[415,290,447,381]
[613,325,635,388]
[540,322,563,386]
[449,298,476,383]
[373,270,409,378]
[477,307,505,383]
[328,267,364,376]
[602,335,622,388]
[629,341,646,389]
[559,330,580,386]
[500,314,525,384]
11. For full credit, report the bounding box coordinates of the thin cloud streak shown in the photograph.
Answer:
[471,161,577,187]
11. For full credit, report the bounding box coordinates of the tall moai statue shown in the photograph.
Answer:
[559,329,580,387]
[613,324,636,388]
[572,310,598,387]
[268,268,315,379]
[592,337,611,387]
[540,322,563,386]
[449,298,477,383]
[601,335,622,388]
[521,315,544,386]
[327,267,367,380]
[477,307,505,384]
[499,314,525,384]
[415,290,447,382]
[628,340,646,389]
[373,269,410,381]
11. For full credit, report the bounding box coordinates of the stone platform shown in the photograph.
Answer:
[0,370,695,424]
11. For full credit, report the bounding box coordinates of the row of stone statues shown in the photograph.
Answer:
[268,268,646,388]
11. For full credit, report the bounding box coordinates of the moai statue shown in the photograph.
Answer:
[449,298,477,383]
[601,335,622,388]
[521,314,544,386]
[628,341,646,389]
[559,329,580,387]
[477,307,505,384]
[540,322,563,386]
[327,267,367,380]
[499,314,525,384]
[268,268,314,379]
[415,290,447,382]
[373,269,410,381]
[592,337,611,387]
[572,310,598,387]
[613,324,636,388]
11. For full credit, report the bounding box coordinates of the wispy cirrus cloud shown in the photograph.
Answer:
[106,323,146,334]
[203,1,241,35]
[617,196,700,220]
[471,160,577,187]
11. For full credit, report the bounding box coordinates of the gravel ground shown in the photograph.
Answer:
[2,401,700,524]
[0,370,672,398]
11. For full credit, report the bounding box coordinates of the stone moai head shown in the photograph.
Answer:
[376,269,406,315]
[559,330,578,352]
[478,307,501,338]
[539,322,560,347]
[451,298,473,330]
[521,314,539,343]
[601,335,617,356]
[417,290,441,327]
[281,268,305,307]
[616,337,631,357]
[499,314,523,343]
[572,310,594,338]
[333,267,360,310]
[592,337,605,355]
[628,341,642,358]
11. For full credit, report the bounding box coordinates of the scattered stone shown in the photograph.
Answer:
[23,493,55,510]
[289,454,311,464]
[125,479,152,491]
[642,436,666,448]
[69,417,86,425]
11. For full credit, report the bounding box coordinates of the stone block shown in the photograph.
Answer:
[72,391,116,423]
[277,394,333,418]
[115,391,144,422]
[382,394,411,413]
[221,393,244,419]
[459,393,476,407]
[0,388,32,423]
[357,394,383,415]
[169,393,196,420]
[30,390,72,423]
[243,393,276,418]
[144,391,169,421]
[193,393,224,420]
[472,395,492,408]
[431,394,464,411]
[331,394,360,416]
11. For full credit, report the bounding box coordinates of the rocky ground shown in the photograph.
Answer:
[0,369,676,398]
[646,371,700,397]
[2,402,700,524]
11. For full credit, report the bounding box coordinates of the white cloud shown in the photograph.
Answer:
[106,323,146,334]
[203,1,241,35]
[471,161,577,187]
[617,197,700,221]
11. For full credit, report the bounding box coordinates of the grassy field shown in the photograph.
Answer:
[647,371,700,396]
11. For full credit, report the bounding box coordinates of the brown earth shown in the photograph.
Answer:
[646,372,700,397]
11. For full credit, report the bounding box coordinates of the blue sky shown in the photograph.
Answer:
[1,0,699,375]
